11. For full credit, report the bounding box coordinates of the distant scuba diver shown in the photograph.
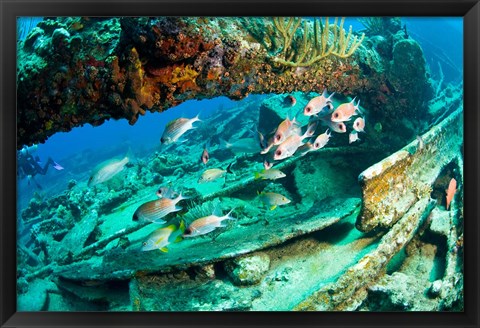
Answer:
[17,145,64,189]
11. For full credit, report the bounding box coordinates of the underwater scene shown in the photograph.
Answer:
[16,16,463,311]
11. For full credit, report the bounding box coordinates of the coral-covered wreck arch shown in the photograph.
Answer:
[18,16,432,149]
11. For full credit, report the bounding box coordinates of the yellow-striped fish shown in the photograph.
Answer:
[198,163,233,183]
[133,193,188,224]
[257,191,291,210]
[254,168,286,180]
[141,221,185,252]
[160,114,201,144]
[88,155,129,187]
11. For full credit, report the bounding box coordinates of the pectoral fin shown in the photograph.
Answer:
[159,247,169,253]
[270,205,277,211]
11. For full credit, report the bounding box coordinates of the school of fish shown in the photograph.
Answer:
[86,90,369,252]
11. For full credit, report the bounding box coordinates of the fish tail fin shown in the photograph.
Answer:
[226,161,234,174]
[194,112,202,123]
[224,208,236,220]
[175,192,191,203]
[179,220,186,233]
[125,147,136,163]
[219,137,231,149]
[355,99,363,114]
[327,91,335,101]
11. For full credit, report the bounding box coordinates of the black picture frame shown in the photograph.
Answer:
[2,0,479,327]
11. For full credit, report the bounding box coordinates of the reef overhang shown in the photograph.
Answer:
[17,16,433,148]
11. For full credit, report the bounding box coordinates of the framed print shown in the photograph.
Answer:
[1,0,479,327]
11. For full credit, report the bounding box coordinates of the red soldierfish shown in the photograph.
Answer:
[304,89,335,117]
[349,131,361,144]
[286,95,297,107]
[298,142,315,157]
[325,120,347,133]
[446,178,457,210]
[161,114,201,144]
[273,117,300,145]
[331,98,361,122]
[353,117,365,132]
[273,125,314,161]
[201,147,209,165]
[313,129,331,150]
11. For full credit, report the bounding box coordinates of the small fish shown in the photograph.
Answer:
[160,114,201,144]
[284,95,297,107]
[304,89,335,116]
[260,139,276,155]
[273,128,312,160]
[198,163,233,183]
[325,120,347,133]
[313,129,331,150]
[88,155,129,187]
[305,121,318,138]
[133,193,188,224]
[331,98,362,122]
[273,117,300,145]
[257,129,267,150]
[156,186,179,199]
[141,224,177,252]
[263,159,274,170]
[201,146,209,165]
[298,142,315,157]
[257,191,291,210]
[353,117,365,132]
[416,135,425,151]
[183,208,235,238]
[446,178,457,210]
[349,131,361,144]
[219,137,261,154]
[254,168,286,180]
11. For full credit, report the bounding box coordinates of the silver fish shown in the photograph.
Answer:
[257,192,291,210]
[183,208,235,238]
[219,137,261,154]
[161,114,201,144]
[88,155,129,187]
[133,193,188,224]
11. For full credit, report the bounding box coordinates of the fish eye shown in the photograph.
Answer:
[160,137,165,143]
[334,113,339,118]
[132,213,138,221]
[314,143,319,148]
[275,134,281,141]
[306,107,311,113]
[275,150,282,156]
[142,242,147,246]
